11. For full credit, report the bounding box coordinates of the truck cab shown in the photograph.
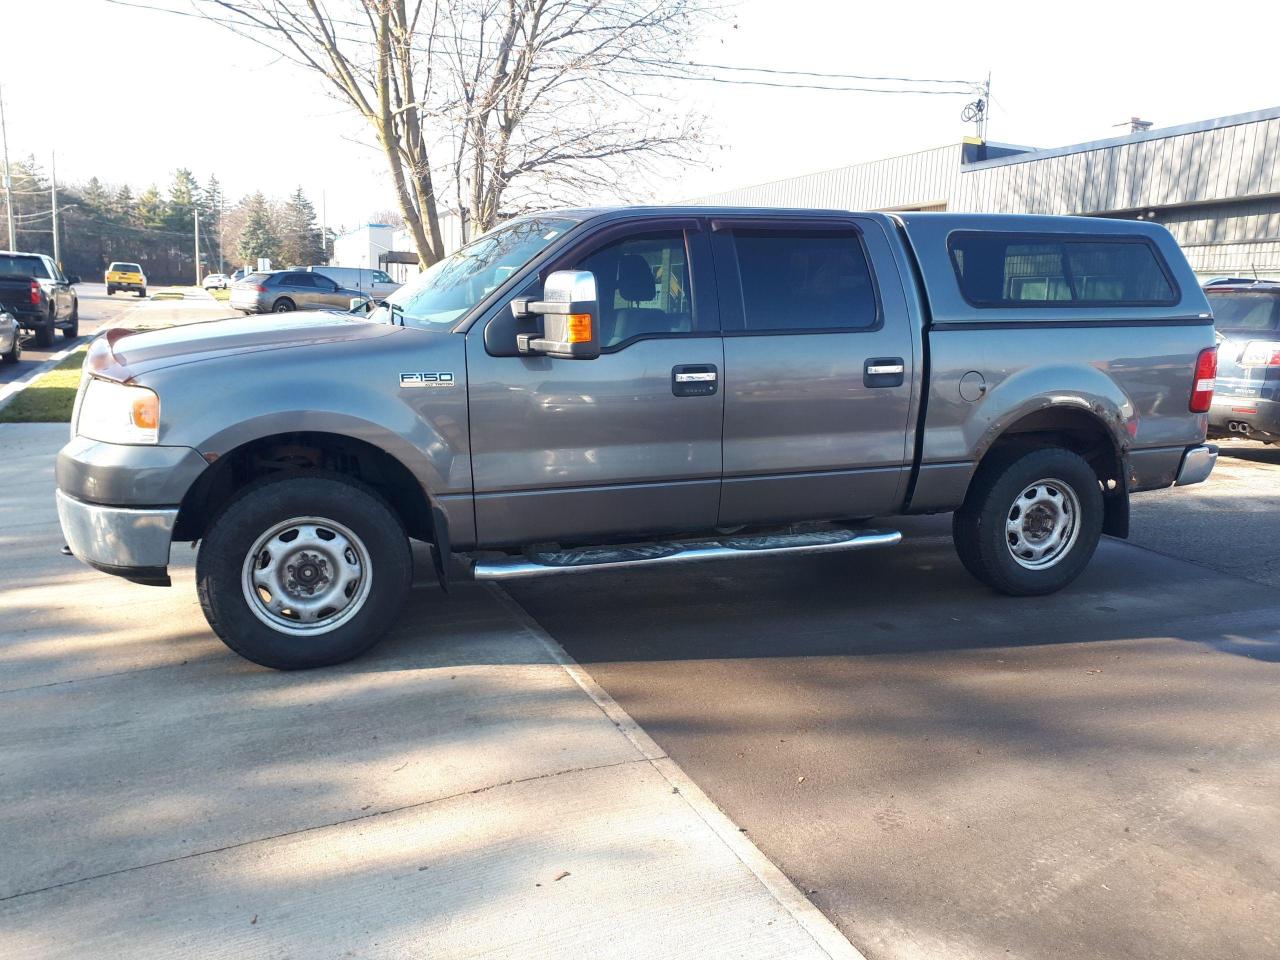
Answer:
[55,208,1218,669]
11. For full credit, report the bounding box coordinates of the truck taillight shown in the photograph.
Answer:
[1190,347,1217,413]
[29,280,40,305]
[1239,340,1280,368]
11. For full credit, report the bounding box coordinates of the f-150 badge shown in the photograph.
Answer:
[400,372,456,388]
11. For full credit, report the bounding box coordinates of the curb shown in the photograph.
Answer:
[485,583,869,960]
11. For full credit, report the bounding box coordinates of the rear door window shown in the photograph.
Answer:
[726,228,879,332]
[949,233,1177,306]
[283,272,315,287]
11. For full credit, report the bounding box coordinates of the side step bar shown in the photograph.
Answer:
[471,525,902,581]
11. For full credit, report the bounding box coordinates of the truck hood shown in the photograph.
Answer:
[100,312,399,378]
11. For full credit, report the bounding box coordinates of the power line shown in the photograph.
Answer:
[107,0,983,96]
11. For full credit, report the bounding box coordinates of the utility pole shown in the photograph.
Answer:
[194,203,201,285]
[0,82,15,250]
[51,150,60,265]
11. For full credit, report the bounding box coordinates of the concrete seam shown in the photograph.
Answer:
[486,582,869,960]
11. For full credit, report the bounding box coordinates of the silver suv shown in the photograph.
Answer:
[230,270,363,314]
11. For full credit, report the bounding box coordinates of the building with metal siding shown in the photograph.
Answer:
[690,107,1280,278]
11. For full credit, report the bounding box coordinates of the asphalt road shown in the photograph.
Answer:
[0,283,139,386]
[506,446,1280,960]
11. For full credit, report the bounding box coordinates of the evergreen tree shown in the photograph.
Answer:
[237,192,279,265]
[278,186,324,266]
[200,175,224,271]
[136,185,168,231]
[164,168,199,235]
[113,185,137,225]
[80,177,113,218]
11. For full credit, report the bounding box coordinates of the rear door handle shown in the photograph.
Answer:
[672,364,718,397]
[864,357,905,388]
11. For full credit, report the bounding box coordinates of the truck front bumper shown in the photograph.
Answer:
[56,490,178,585]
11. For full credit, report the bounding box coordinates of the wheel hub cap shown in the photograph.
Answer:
[241,517,373,636]
[1005,479,1081,570]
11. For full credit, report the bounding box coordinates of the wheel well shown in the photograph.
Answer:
[173,431,434,543]
[977,407,1128,536]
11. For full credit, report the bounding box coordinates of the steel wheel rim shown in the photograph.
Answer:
[1005,478,1081,570]
[240,516,372,636]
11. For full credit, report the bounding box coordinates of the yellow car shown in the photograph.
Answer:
[105,262,147,298]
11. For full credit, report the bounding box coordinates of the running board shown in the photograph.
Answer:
[471,525,901,581]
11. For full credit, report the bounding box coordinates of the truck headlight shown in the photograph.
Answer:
[77,378,160,444]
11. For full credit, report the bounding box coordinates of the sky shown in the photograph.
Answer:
[4,0,1277,232]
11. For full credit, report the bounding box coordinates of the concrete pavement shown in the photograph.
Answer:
[0,420,858,959]
[506,505,1280,960]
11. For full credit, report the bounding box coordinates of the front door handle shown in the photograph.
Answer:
[864,357,905,388]
[672,364,718,397]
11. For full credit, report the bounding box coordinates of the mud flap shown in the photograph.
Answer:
[1102,469,1130,539]
[430,504,451,592]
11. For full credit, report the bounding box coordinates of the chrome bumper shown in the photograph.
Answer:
[55,490,178,583]
[1175,444,1218,487]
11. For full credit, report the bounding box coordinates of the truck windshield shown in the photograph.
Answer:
[369,216,577,329]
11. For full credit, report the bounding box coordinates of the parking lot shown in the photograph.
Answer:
[1,398,1276,959]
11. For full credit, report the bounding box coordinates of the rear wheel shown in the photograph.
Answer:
[34,314,54,348]
[61,302,79,339]
[953,446,1103,596]
[137,288,147,298]
[196,474,412,669]
[106,285,115,296]
[272,298,295,313]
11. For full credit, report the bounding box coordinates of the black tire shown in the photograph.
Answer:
[952,446,1103,597]
[1,332,19,364]
[106,285,114,296]
[61,302,79,339]
[196,473,412,670]
[137,288,147,298]
[272,298,295,313]
[34,316,54,348]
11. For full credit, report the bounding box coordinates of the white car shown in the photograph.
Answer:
[202,273,229,290]
[1,310,20,364]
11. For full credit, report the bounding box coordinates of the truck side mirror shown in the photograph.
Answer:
[512,270,600,360]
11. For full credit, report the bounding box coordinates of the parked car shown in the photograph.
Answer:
[1204,279,1280,443]
[105,262,147,298]
[57,209,1217,670]
[307,265,401,299]
[229,270,363,314]
[0,251,79,346]
[202,273,229,290]
[0,309,20,363]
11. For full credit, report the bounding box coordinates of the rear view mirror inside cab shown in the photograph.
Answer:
[511,270,601,359]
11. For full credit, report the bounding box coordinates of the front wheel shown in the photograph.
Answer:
[196,474,412,669]
[952,447,1103,596]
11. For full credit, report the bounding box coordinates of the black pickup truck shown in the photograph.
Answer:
[0,251,79,347]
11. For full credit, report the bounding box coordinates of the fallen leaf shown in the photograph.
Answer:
[250,915,257,925]
[553,870,570,882]
[797,775,806,784]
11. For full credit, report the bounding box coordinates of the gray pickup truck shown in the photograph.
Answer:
[56,208,1219,669]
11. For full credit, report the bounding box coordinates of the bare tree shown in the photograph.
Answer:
[193,0,715,266]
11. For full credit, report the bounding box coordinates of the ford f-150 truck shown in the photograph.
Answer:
[55,209,1219,669]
